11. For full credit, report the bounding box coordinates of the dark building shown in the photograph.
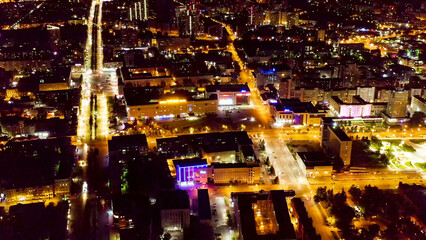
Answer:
[319,117,352,166]
[155,0,175,23]
[291,198,321,240]
[108,134,148,194]
[156,131,253,159]
[231,190,296,240]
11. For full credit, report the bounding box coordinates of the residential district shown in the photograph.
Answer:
[0,0,426,239]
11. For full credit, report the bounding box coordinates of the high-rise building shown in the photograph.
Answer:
[386,91,409,118]
[410,95,426,116]
[320,118,352,166]
[317,29,325,41]
[129,0,149,21]
[155,0,174,23]
[356,86,376,103]
[175,5,200,36]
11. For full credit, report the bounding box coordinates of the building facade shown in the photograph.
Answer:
[320,118,352,166]
[386,91,409,118]
[127,97,218,119]
[212,163,260,184]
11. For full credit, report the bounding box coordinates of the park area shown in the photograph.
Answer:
[351,137,426,173]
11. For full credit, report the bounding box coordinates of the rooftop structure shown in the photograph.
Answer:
[231,190,296,240]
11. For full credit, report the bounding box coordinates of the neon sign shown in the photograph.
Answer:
[159,99,187,104]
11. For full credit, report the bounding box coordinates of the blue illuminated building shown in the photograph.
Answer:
[173,158,208,185]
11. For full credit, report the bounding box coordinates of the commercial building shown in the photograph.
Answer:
[296,152,333,178]
[386,90,409,118]
[211,163,260,184]
[38,67,72,92]
[320,118,352,166]
[124,86,218,120]
[173,158,208,186]
[205,85,251,106]
[231,190,296,240]
[127,95,218,120]
[329,96,372,118]
[271,99,328,126]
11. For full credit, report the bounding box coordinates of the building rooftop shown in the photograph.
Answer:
[413,95,426,104]
[0,137,74,189]
[352,95,368,104]
[108,134,148,152]
[276,99,319,113]
[159,190,190,210]
[328,125,352,142]
[231,190,296,240]
[197,189,211,221]
[211,162,259,169]
[173,158,208,168]
[157,131,253,159]
[123,86,163,106]
[205,84,250,93]
[297,152,333,168]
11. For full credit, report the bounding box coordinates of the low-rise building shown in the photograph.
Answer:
[329,96,372,118]
[125,89,218,120]
[231,190,296,240]
[173,158,208,186]
[160,190,191,231]
[205,84,251,105]
[211,163,260,184]
[271,99,328,126]
[0,137,74,203]
[296,152,333,178]
[5,179,70,203]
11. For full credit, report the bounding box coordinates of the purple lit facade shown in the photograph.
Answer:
[339,104,371,117]
[176,164,208,185]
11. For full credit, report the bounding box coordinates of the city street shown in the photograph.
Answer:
[70,0,115,239]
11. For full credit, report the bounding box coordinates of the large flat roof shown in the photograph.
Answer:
[297,152,332,167]
[108,134,148,151]
[328,126,352,141]
[231,190,296,240]
[205,84,250,93]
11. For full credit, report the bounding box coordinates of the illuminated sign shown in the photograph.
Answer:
[236,93,251,96]
[176,164,208,183]
[219,98,233,105]
[159,99,187,104]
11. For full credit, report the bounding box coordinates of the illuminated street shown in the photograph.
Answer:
[2,0,425,239]
[70,0,115,239]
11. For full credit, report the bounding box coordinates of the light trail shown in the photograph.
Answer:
[84,0,97,70]
[96,93,109,140]
[96,0,104,70]
[10,2,44,29]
